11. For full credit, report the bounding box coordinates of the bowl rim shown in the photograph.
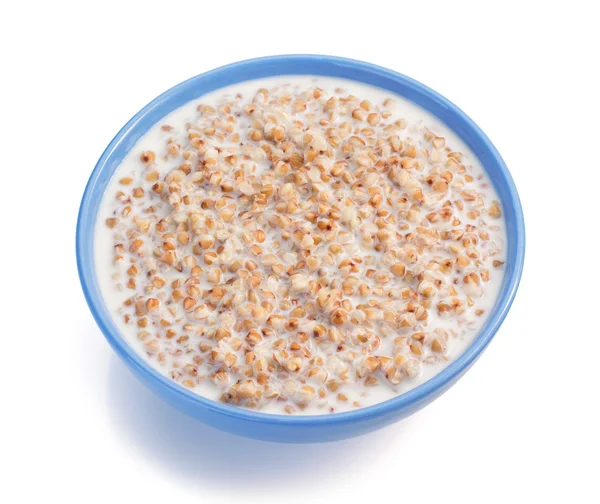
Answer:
[77,54,525,426]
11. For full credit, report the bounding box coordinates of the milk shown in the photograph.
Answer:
[95,76,506,414]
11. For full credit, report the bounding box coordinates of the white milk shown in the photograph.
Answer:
[95,76,506,414]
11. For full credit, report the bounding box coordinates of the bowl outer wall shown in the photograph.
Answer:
[77,55,525,443]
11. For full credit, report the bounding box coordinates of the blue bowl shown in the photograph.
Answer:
[77,55,525,443]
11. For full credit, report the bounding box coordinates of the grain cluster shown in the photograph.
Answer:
[104,82,504,413]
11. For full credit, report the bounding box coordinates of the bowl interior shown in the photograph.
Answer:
[77,55,525,424]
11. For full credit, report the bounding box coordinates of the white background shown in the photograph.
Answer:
[2,1,599,502]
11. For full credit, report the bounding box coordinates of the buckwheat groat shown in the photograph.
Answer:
[96,77,505,415]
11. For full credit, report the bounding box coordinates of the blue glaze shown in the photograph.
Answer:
[77,55,525,443]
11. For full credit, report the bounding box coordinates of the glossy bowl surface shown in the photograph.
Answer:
[77,55,525,443]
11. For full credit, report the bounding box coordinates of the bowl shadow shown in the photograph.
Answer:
[107,355,409,491]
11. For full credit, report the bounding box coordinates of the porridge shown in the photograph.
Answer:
[96,77,506,414]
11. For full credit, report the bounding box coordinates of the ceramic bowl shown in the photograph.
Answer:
[77,55,525,443]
